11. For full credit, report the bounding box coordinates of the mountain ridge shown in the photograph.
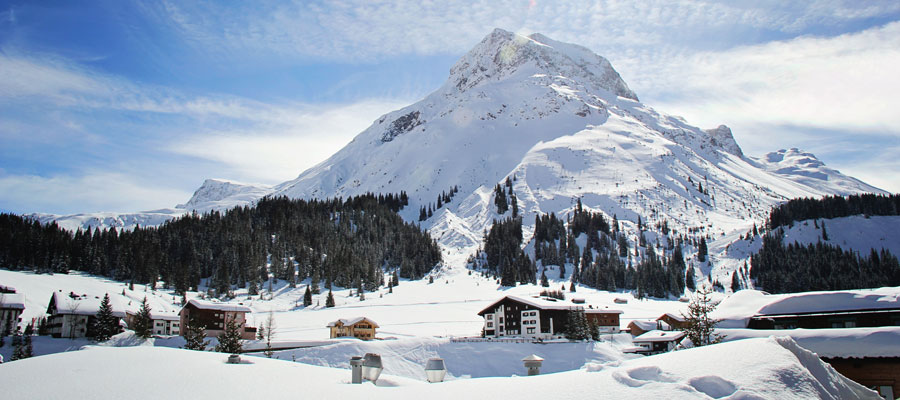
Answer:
[32,29,885,274]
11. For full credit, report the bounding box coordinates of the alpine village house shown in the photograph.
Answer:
[327,317,379,340]
[478,295,622,339]
[180,299,256,340]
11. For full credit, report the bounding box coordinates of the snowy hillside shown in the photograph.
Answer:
[270,28,881,260]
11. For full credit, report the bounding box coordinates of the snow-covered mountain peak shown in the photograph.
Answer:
[446,28,637,101]
[178,178,272,210]
[751,148,885,196]
[705,125,743,157]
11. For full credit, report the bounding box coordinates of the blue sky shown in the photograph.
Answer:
[1,1,899,214]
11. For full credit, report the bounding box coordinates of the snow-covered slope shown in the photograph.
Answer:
[0,337,878,399]
[29,179,271,232]
[750,148,883,197]
[271,28,882,256]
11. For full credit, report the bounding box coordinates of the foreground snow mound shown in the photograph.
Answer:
[0,337,877,399]
[270,336,631,380]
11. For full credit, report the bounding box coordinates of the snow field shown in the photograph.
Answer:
[0,337,879,399]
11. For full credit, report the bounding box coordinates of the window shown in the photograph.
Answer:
[487,322,493,328]
[526,327,535,334]
[487,314,493,320]
[499,317,503,323]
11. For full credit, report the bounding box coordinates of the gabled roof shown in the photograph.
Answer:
[186,299,252,313]
[627,320,658,331]
[327,317,379,328]
[478,295,581,315]
[633,330,686,343]
[48,292,126,317]
[657,313,685,322]
[0,293,25,309]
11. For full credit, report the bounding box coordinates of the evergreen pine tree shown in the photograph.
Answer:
[303,286,313,307]
[11,330,25,361]
[23,334,33,358]
[730,271,741,293]
[679,285,724,347]
[540,271,549,287]
[133,297,153,339]
[564,310,590,340]
[325,290,335,308]
[182,317,209,351]
[215,315,244,354]
[92,293,119,341]
[697,237,708,262]
[686,266,696,291]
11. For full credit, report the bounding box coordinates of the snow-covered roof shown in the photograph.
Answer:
[627,320,657,331]
[754,288,900,317]
[326,317,379,328]
[0,293,26,309]
[478,295,581,315]
[721,327,900,359]
[186,299,252,313]
[49,292,126,317]
[0,284,16,293]
[657,313,685,322]
[585,308,623,314]
[149,310,180,321]
[633,330,686,343]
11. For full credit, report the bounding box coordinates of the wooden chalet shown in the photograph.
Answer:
[656,313,688,330]
[477,295,582,339]
[180,299,255,340]
[630,330,686,355]
[626,319,658,337]
[746,290,900,330]
[585,307,623,333]
[327,317,379,340]
[740,289,900,397]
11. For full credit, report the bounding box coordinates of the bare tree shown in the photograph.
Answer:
[263,312,276,358]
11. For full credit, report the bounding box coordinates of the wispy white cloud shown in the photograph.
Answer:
[145,1,900,62]
[0,170,189,215]
[626,21,900,147]
[167,100,409,183]
[0,50,410,213]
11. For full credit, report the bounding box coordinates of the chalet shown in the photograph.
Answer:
[735,289,900,397]
[746,290,900,330]
[630,330,686,355]
[722,326,900,399]
[478,295,581,339]
[46,291,126,338]
[656,313,688,330]
[0,288,25,334]
[626,319,658,337]
[180,299,256,340]
[584,308,623,333]
[125,310,181,336]
[327,317,379,340]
